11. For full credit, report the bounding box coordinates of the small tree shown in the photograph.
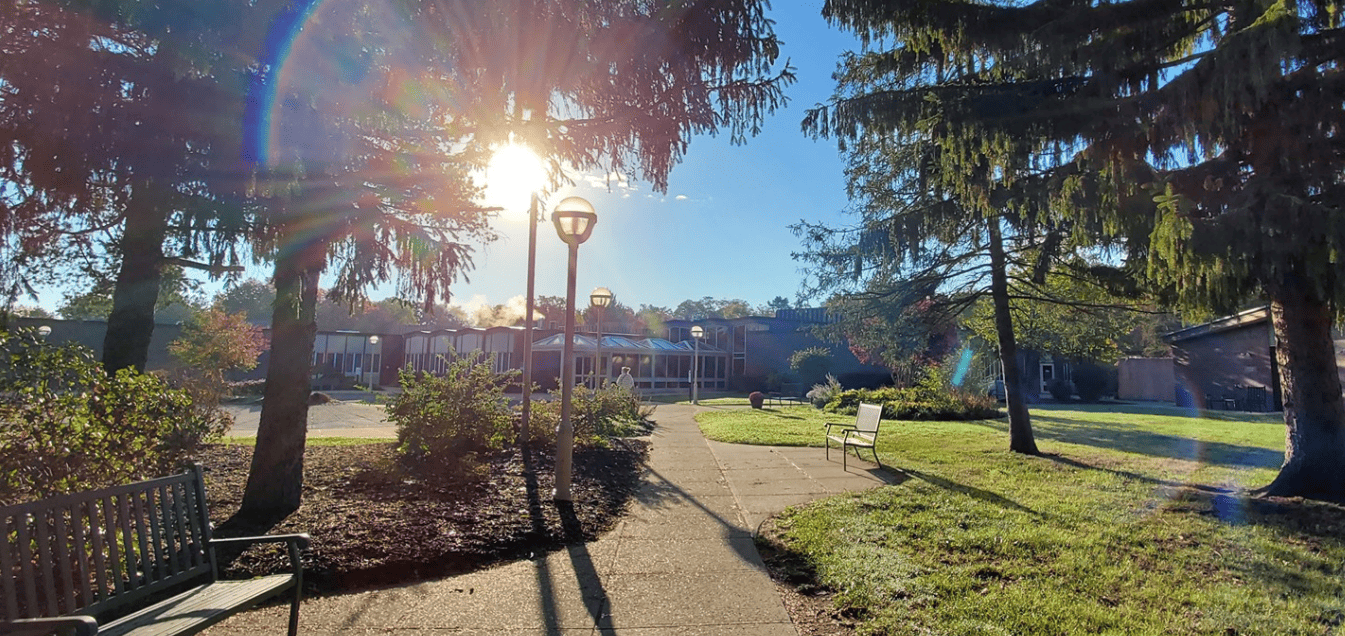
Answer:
[168,308,267,401]
[0,327,228,504]
[789,347,835,389]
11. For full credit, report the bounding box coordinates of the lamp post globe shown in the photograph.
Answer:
[553,197,598,502]
[552,197,597,246]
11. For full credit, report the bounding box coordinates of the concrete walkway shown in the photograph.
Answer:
[208,403,894,635]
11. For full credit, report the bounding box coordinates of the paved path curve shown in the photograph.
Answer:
[209,403,892,635]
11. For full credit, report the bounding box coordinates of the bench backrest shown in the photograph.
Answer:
[855,403,883,434]
[1,464,215,622]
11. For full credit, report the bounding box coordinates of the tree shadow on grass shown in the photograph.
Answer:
[967,416,1282,469]
[1041,453,1229,494]
[892,466,1049,521]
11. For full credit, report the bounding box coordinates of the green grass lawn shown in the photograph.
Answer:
[699,404,1345,635]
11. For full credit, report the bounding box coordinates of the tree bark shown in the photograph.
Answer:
[988,219,1039,455]
[237,236,321,522]
[1260,276,1345,500]
[103,178,168,374]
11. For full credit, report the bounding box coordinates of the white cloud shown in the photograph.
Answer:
[675,195,688,201]
[580,171,634,191]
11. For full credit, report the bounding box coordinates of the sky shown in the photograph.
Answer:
[31,3,863,319]
[451,3,861,317]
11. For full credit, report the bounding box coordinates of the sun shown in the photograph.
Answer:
[484,143,548,216]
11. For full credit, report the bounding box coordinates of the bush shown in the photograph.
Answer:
[1072,363,1110,402]
[1048,377,1074,402]
[226,379,268,397]
[789,347,834,388]
[806,374,843,409]
[387,355,516,477]
[0,327,229,505]
[823,373,1001,421]
[528,383,650,448]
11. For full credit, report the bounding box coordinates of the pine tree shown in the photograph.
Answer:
[813,0,1345,497]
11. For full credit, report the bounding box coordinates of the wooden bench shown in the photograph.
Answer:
[825,402,884,470]
[1,464,309,636]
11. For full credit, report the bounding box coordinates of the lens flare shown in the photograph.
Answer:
[485,143,548,216]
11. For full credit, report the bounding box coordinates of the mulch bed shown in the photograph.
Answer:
[200,439,648,594]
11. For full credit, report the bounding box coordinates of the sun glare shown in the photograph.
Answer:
[484,143,548,216]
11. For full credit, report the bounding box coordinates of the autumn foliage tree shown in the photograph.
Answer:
[169,308,267,387]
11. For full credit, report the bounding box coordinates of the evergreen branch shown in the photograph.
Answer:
[161,257,245,276]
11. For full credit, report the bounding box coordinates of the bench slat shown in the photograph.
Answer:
[157,486,177,576]
[147,488,166,581]
[169,483,188,573]
[0,474,196,520]
[53,507,77,613]
[117,494,138,591]
[100,576,294,636]
[2,515,20,619]
[132,494,153,589]
[89,499,110,605]
[73,501,95,608]
[35,510,60,615]
[104,495,126,597]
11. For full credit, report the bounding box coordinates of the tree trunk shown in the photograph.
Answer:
[1260,276,1345,499]
[237,239,321,522]
[103,178,167,374]
[987,219,1038,455]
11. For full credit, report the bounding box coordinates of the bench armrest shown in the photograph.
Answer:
[2,616,99,636]
[824,422,856,432]
[211,533,311,550]
[211,533,310,574]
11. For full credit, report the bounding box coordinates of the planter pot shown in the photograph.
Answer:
[748,391,765,409]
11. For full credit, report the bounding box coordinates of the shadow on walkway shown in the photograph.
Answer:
[522,450,607,634]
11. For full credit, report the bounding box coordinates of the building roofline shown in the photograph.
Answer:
[1162,305,1269,343]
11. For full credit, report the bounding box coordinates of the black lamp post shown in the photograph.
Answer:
[691,325,704,405]
[590,287,613,388]
[552,196,597,502]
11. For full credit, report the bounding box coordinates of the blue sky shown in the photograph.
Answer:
[31,3,861,318]
[452,3,861,317]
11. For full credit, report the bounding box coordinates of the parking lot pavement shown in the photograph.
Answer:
[224,400,395,438]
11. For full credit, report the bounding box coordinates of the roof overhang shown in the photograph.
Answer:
[1162,306,1269,344]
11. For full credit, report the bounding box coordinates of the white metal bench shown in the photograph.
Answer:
[824,402,884,470]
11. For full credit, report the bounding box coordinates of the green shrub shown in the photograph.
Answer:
[225,379,267,396]
[388,355,516,475]
[1048,377,1074,401]
[806,374,843,409]
[789,347,834,388]
[0,328,229,505]
[823,373,1000,421]
[1072,362,1110,402]
[529,383,650,448]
